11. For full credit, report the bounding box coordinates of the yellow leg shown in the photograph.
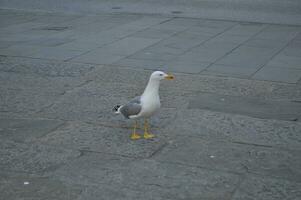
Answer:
[143,119,154,139]
[131,121,141,140]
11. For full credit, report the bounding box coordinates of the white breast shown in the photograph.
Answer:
[139,94,161,118]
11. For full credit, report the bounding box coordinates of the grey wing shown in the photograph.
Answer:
[120,96,142,119]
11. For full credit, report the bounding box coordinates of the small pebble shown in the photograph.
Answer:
[24,182,29,185]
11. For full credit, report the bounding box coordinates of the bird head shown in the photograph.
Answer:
[150,71,175,81]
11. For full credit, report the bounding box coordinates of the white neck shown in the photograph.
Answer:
[142,78,160,98]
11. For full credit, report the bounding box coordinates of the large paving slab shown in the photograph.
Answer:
[0,139,80,173]
[2,0,301,25]
[0,172,82,200]
[38,121,167,158]
[0,56,97,115]
[0,118,63,143]
[154,136,301,182]
[87,66,301,100]
[162,109,301,151]
[232,175,301,200]
[188,93,301,121]
[50,152,241,200]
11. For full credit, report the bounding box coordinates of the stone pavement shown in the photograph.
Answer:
[1,9,301,200]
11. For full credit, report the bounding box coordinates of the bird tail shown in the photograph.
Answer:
[113,105,122,114]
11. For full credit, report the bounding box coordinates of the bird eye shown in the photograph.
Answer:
[159,74,163,76]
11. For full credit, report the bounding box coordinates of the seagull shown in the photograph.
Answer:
[113,71,175,140]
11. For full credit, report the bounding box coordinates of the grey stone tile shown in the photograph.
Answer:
[86,65,301,100]
[39,122,166,158]
[125,16,170,27]
[216,45,278,68]
[0,21,45,33]
[198,19,237,30]
[244,38,288,49]
[186,25,227,35]
[31,13,79,24]
[52,153,240,200]
[129,50,177,61]
[265,54,301,69]
[151,23,188,32]
[0,58,92,114]
[188,93,301,121]
[0,118,63,143]
[0,45,40,57]
[160,18,200,27]
[97,37,160,56]
[254,25,301,41]
[224,23,266,36]
[293,32,301,41]
[29,46,84,61]
[91,16,169,40]
[23,37,75,47]
[0,56,96,77]
[113,58,166,70]
[58,37,113,51]
[162,109,301,150]
[72,21,118,33]
[141,43,184,55]
[155,136,301,181]
[159,36,205,50]
[74,184,170,200]
[232,175,301,200]
[0,15,36,28]
[166,60,210,73]
[0,172,81,200]
[208,34,250,44]
[281,44,301,57]
[202,64,258,78]
[0,40,15,49]
[129,28,178,39]
[0,139,80,173]
[174,29,213,40]
[253,66,301,83]
[71,51,125,64]
[179,43,237,63]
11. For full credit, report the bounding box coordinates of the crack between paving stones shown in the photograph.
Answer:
[64,17,175,62]
[250,38,296,79]
[229,173,247,200]
[147,142,169,159]
[78,149,140,159]
[246,171,301,184]
[156,159,243,176]
[201,24,269,75]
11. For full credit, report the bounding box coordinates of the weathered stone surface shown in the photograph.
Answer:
[39,122,166,158]
[163,109,301,150]
[51,152,240,200]
[232,175,301,199]
[0,139,80,173]
[188,93,301,121]
[0,57,98,114]
[0,56,97,77]
[154,136,301,182]
[0,172,82,200]
[0,118,63,142]
[87,66,301,100]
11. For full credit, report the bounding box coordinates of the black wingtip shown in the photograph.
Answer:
[113,105,121,112]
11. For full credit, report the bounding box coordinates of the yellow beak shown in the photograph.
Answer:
[164,74,175,80]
